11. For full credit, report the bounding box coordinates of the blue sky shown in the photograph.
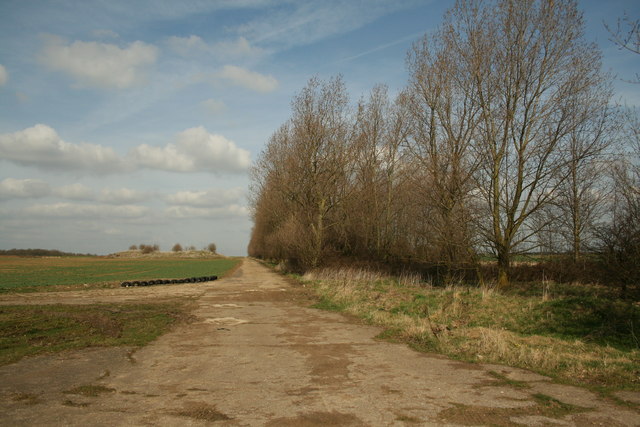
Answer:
[0,0,638,256]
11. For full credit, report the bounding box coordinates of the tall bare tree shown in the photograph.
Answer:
[554,92,618,262]
[431,0,612,287]
[404,22,482,275]
[346,85,411,261]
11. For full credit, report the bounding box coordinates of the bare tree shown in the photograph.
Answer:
[431,0,613,287]
[554,94,618,262]
[405,20,483,275]
[345,85,411,261]
[605,11,640,83]
[249,77,352,269]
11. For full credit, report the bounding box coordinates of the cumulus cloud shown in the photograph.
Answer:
[215,65,278,92]
[164,204,249,219]
[165,187,244,207]
[167,35,263,59]
[166,35,208,55]
[98,188,148,204]
[39,35,158,89]
[0,124,124,173]
[24,203,150,219]
[0,124,249,175]
[53,183,94,200]
[0,64,7,86]
[0,178,50,199]
[130,126,251,173]
[201,98,226,115]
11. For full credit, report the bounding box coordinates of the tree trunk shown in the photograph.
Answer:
[311,199,326,268]
[497,247,510,290]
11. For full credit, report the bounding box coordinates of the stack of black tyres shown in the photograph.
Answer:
[120,275,218,287]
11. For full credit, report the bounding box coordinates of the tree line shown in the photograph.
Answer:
[249,0,639,290]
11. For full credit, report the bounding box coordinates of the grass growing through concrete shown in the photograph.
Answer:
[0,303,189,365]
[0,256,239,293]
[302,267,640,392]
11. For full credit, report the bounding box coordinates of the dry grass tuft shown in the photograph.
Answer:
[303,266,640,391]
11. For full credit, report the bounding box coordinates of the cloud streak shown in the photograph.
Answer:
[23,203,150,219]
[167,35,264,60]
[0,64,7,86]
[165,187,244,207]
[164,204,249,219]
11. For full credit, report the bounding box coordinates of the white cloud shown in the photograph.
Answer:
[166,187,244,207]
[0,64,7,86]
[0,124,249,175]
[164,204,249,219]
[53,183,94,200]
[167,35,263,59]
[201,98,226,114]
[0,178,50,199]
[236,0,419,51]
[98,188,148,204]
[130,126,251,173]
[213,36,264,59]
[166,35,208,55]
[39,35,158,89]
[0,124,124,173]
[215,65,278,92]
[24,203,150,219]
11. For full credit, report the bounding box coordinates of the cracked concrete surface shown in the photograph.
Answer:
[1,259,638,426]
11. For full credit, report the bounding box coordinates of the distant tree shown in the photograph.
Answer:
[207,243,217,253]
[129,244,138,250]
[186,245,196,251]
[172,243,183,252]
[140,244,159,254]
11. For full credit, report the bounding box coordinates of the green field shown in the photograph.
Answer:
[0,255,240,293]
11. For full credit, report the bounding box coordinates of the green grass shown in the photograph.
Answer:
[0,256,240,293]
[0,303,188,365]
[301,268,640,392]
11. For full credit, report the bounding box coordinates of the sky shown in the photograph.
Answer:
[0,0,639,256]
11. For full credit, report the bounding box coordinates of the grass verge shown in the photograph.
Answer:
[300,267,640,395]
[0,302,190,365]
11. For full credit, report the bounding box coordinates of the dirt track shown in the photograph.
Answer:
[1,259,638,426]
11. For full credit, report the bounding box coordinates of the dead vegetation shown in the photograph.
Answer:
[302,267,640,393]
